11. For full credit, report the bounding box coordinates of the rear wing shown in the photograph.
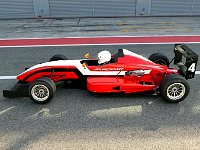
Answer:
[174,44,198,79]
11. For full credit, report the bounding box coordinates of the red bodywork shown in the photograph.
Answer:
[86,54,178,93]
[17,66,78,82]
[17,50,178,94]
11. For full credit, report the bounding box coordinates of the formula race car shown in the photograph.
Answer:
[3,44,198,104]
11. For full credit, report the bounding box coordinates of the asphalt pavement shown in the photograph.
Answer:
[0,17,200,39]
[1,16,200,150]
[0,44,200,150]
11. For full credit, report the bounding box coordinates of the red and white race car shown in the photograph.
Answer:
[3,44,198,104]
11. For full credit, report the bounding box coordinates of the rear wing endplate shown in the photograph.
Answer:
[174,44,198,79]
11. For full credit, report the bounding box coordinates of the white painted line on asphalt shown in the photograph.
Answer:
[192,105,200,114]
[1,35,200,40]
[88,105,142,118]
[1,42,200,48]
[196,71,200,74]
[0,76,16,79]
[0,106,16,116]
[26,108,68,119]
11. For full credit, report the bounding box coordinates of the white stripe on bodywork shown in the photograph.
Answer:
[19,60,122,76]
[118,70,151,75]
[117,71,127,75]
[123,49,152,62]
[143,70,151,74]
[22,60,152,76]
[19,49,154,77]
[0,71,200,80]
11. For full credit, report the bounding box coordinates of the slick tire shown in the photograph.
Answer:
[29,77,56,104]
[148,53,170,67]
[49,54,68,61]
[159,74,190,103]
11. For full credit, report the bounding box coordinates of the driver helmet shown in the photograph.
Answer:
[98,50,112,64]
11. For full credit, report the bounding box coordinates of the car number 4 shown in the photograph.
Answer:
[188,63,196,72]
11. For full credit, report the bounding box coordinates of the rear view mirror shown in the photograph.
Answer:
[84,53,90,59]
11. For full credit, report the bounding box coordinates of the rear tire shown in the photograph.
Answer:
[149,53,169,67]
[159,74,190,103]
[49,54,68,61]
[28,77,56,104]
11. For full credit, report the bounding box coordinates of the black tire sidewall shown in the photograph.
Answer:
[149,53,170,67]
[159,74,190,103]
[29,77,56,104]
[49,54,68,61]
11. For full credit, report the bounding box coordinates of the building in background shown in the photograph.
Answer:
[0,0,199,19]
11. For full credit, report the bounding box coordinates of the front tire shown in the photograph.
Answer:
[159,74,190,103]
[28,77,56,104]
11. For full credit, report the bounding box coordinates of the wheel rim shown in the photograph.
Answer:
[154,59,167,66]
[167,83,185,101]
[31,84,50,101]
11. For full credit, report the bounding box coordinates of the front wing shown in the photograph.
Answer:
[3,82,29,97]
